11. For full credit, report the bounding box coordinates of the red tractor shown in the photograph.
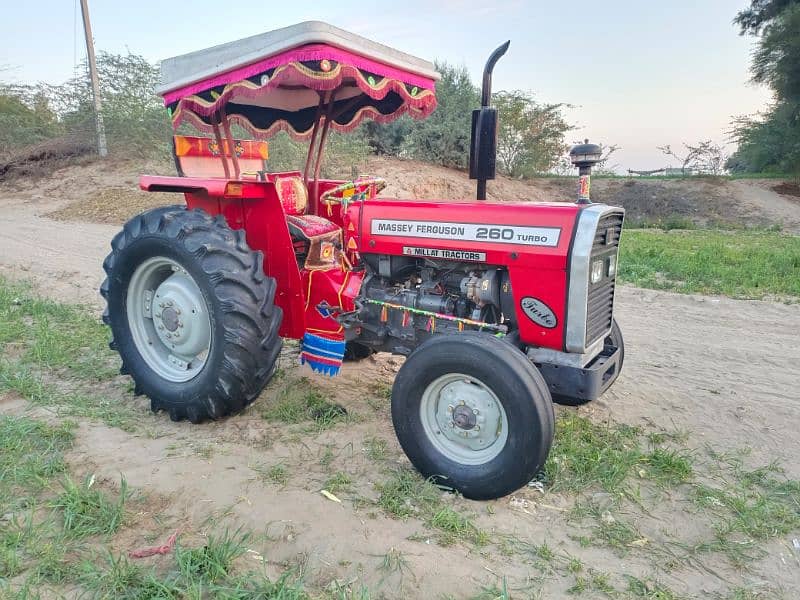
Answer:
[102,22,624,500]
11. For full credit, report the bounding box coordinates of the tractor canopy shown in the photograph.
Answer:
[157,21,440,141]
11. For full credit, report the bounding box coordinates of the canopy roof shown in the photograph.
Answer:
[160,21,440,140]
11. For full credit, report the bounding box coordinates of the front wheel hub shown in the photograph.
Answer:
[421,373,508,465]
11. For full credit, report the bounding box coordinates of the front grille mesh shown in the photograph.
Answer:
[585,212,623,345]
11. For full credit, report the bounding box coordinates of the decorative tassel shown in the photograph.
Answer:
[458,321,464,332]
[401,310,410,327]
[300,332,345,377]
[426,316,435,332]
[380,305,388,323]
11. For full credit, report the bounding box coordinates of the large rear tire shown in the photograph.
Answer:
[391,332,555,500]
[101,206,283,423]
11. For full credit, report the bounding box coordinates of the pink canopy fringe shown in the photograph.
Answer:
[163,44,435,104]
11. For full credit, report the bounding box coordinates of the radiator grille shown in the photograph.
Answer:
[585,212,623,346]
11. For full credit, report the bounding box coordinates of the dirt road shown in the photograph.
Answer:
[1,164,799,597]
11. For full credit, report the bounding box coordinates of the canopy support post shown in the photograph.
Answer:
[211,117,231,180]
[220,109,241,179]
[303,94,327,186]
[311,89,337,209]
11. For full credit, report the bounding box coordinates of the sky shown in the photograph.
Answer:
[0,0,773,171]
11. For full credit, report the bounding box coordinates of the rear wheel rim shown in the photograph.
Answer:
[420,373,508,466]
[126,256,212,383]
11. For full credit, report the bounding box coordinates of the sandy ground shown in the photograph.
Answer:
[1,161,800,597]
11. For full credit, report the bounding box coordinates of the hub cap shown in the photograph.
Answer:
[420,373,508,465]
[126,256,212,382]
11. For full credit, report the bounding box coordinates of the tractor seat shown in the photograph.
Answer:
[285,214,341,241]
[274,175,308,216]
[286,214,342,270]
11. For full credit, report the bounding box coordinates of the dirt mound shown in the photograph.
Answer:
[0,136,95,181]
[48,186,167,225]
[773,181,800,199]
[7,154,797,233]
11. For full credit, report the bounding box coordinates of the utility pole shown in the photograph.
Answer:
[79,0,107,157]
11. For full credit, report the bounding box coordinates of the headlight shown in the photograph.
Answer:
[591,259,604,284]
[608,254,617,277]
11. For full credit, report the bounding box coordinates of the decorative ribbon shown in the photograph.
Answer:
[363,299,507,334]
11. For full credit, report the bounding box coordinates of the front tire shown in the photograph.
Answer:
[391,332,555,500]
[101,206,283,423]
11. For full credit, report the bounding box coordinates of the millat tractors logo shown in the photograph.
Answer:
[520,297,557,329]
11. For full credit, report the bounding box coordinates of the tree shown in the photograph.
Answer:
[727,105,800,173]
[362,117,413,157]
[493,91,571,177]
[728,0,800,173]
[403,62,479,169]
[658,141,728,175]
[0,84,62,156]
[748,4,800,102]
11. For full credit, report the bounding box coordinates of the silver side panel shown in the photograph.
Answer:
[565,204,622,354]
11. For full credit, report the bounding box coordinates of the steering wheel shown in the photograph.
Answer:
[320,177,387,207]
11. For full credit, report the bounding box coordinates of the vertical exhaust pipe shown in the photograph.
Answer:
[469,41,510,200]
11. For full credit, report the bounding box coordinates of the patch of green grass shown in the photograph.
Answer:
[619,229,800,299]
[79,542,310,600]
[0,277,117,381]
[429,507,488,546]
[626,575,683,599]
[1,512,78,585]
[470,580,510,600]
[376,469,442,519]
[544,414,642,493]
[545,414,698,496]
[377,547,412,586]
[0,416,74,504]
[0,367,141,433]
[323,472,352,494]
[208,569,309,599]
[642,448,694,486]
[588,506,642,555]
[266,464,289,486]
[694,480,800,540]
[364,436,388,462]
[261,377,348,430]
[567,569,616,595]
[52,476,128,538]
[79,552,181,599]
[376,469,487,548]
[0,277,148,433]
[175,529,249,583]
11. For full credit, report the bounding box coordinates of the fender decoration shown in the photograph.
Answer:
[300,332,346,376]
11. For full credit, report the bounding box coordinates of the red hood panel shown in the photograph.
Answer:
[354,199,582,270]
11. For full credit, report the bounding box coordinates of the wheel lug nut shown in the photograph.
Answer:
[447,405,453,413]
[473,408,479,415]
